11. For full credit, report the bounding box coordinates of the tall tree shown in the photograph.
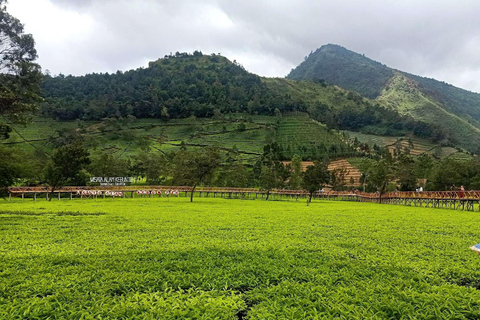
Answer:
[430,158,466,191]
[0,144,30,195]
[257,143,288,200]
[172,147,221,202]
[302,161,330,204]
[130,151,166,185]
[330,168,348,191]
[289,154,303,190]
[0,0,42,191]
[214,150,250,188]
[89,153,130,178]
[44,142,91,198]
[359,158,396,197]
[397,154,417,191]
[0,0,42,128]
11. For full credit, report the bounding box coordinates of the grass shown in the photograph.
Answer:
[1,198,479,319]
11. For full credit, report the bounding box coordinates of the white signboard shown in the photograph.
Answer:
[90,177,132,186]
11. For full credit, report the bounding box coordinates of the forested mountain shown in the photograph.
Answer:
[41,51,440,143]
[287,44,393,99]
[287,44,480,153]
[42,51,304,121]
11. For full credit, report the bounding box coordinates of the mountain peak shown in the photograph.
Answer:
[318,43,349,51]
[288,44,392,98]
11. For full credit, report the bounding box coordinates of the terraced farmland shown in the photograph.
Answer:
[344,130,470,159]
[3,115,276,162]
[343,130,400,148]
[1,198,479,319]
[283,159,362,187]
[386,138,434,156]
[276,113,354,159]
[328,159,362,186]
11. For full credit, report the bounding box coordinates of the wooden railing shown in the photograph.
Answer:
[7,186,478,200]
[6,186,480,211]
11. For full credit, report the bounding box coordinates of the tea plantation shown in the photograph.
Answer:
[1,198,479,319]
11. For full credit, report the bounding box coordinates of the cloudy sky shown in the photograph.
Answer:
[8,0,480,93]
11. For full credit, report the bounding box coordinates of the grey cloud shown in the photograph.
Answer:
[48,0,94,9]
[21,0,480,92]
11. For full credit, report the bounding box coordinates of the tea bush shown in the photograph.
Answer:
[0,198,479,319]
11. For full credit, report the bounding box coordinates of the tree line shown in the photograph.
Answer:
[0,137,328,202]
[356,147,480,193]
[3,132,479,200]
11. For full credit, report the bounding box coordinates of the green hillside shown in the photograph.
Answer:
[4,113,355,162]
[5,50,467,164]
[2,54,475,190]
[287,44,393,99]
[287,44,480,153]
[264,78,441,139]
[275,113,355,159]
[4,116,270,162]
[377,74,480,149]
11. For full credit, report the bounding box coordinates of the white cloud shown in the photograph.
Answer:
[7,0,480,92]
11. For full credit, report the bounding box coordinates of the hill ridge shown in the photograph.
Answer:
[287,44,480,153]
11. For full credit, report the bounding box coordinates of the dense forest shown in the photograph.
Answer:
[42,51,305,121]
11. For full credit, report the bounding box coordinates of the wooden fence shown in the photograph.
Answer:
[6,186,480,211]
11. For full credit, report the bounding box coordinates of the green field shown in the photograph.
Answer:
[1,198,480,319]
